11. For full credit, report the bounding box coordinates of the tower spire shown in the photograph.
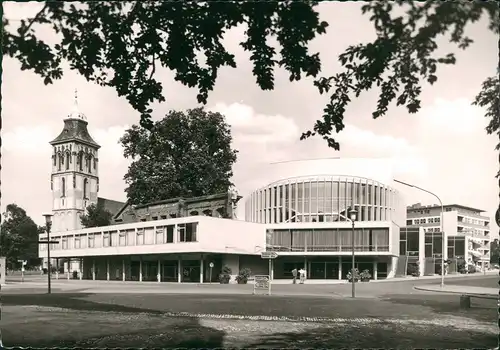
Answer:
[67,88,86,120]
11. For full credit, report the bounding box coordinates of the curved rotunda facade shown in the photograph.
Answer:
[245,175,402,224]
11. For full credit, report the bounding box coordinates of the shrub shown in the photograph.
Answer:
[360,269,372,281]
[236,268,252,284]
[72,270,78,279]
[407,263,420,277]
[467,264,476,274]
[219,266,232,284]
[457,258,466,271]
[346,268,360,282]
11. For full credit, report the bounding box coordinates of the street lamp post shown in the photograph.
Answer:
[43,214,53,294]
[348,207,358,298]
[394,179,445,288]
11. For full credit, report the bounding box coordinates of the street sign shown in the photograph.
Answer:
[253,275,271,295]
[209,262,214,268]
[261,251,278,259]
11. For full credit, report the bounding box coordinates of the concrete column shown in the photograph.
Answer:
[157,259,161,283]
[92,259,96,280]
[122,259,126,281]
[177,258,182,283]
[373,260,378,280]
[418,227,425,276]
[139,258,143,282]
[55,258,59,280]
[79,258,83,280]
[200,258,204,283]
[304,257,308,278]
[106,259,110,281]
[338,256,342,280]
[67,258,70,280]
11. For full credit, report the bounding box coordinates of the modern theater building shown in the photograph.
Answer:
[39,98,412,282]
[244,158,406,280]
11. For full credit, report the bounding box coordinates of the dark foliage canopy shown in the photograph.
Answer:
[0,204,42,267]
[120,107,237,205]
[3,1,498,150]
[80,202,113,228]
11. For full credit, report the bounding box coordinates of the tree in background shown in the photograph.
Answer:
[2,1,498,150]
[0,204,41,268]
[80,202,113,228]
[120,107,237,205]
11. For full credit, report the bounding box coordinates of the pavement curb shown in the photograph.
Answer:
[413,285,497,297]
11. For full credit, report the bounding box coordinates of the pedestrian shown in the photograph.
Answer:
[291,268,298,284]
[299,267,306,284]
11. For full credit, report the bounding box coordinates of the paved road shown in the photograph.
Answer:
[3,274,497,299]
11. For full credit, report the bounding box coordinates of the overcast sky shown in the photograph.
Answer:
[2,2,498,234]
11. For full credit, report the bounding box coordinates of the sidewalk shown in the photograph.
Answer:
[414,284,498,296]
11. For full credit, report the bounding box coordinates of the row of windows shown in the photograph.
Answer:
[459,217,487,226]
[267,228,390,252]
[257,205,392,224]
[54,152,96,173]
[408,209,432,215]
[39,223,198,251]
[406,217,441,225]
[247,179,398,223]
[60,177,90,199]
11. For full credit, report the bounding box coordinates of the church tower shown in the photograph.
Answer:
[49,90,100,232]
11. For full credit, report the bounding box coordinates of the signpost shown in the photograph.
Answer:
[209,262,214,284]
[253,275,271,295]
[257,251,278,295]
[38,237,59,294]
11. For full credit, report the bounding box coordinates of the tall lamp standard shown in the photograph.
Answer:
[43,214,53,294]
[348,207,358,298]
[394,179,445,288]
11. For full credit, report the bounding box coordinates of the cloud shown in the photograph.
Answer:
[417,98,488,135]
[2,126,53,154]
[210,102,300,145]
[336,124,428,177]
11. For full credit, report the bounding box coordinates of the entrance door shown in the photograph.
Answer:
[181,260,201,282]
[130,261,140,281]
[162,262,177,282]
[325,262,339,279]
[310,262,325,279]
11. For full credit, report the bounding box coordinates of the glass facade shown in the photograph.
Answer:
[424,230,444,258]
[447,236,466,258]
[266,227,390,252]
[399,227,420,257]
[246,176,399,223]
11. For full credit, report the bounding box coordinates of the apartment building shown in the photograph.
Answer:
[406,203,491,270]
